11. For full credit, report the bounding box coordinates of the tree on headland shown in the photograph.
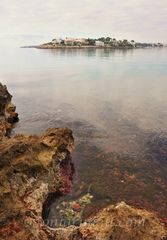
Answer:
[123,39,128,43]
[98,37,105,42]
[105,37,111,42]
[87,38,96,45]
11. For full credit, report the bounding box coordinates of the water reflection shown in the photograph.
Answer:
[43,48,135,58]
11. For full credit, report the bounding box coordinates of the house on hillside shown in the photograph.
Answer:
[64,38,88,46]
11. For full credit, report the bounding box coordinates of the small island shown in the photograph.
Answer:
[23,37,165,49]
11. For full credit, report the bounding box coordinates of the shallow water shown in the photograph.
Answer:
[0,47,167,221]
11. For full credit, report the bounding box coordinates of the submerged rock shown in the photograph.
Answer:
[0,83,18,140]
[56,202,166,240]
[0,84,166,239]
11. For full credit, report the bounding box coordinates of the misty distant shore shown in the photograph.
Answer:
[21,37,165,49]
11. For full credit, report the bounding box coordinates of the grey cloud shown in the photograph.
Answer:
[0,0,167,45]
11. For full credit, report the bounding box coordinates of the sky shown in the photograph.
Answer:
[0,0,167,46]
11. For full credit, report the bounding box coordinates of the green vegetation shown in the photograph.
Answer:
[40,37,164,49]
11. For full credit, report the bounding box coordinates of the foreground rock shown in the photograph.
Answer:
[0,131,166,240]
[56,202,166,240]
[0,83,18,140]
[0,128,75,240]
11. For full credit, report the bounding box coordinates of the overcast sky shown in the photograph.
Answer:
[0,0,167,45]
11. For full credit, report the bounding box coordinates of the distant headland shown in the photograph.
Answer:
[22,37,165,49]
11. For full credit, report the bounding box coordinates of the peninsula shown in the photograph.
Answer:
[23,37,164,49]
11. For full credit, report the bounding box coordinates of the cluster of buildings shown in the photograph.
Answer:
[52,38,86,45]
[50,37,164,48]
[51,38,105,47]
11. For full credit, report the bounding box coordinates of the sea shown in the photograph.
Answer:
[0,46,167,222]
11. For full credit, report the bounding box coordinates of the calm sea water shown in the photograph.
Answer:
[0,47,167,219]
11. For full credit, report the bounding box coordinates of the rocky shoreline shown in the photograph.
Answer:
[0,83,166,240]
[36,45,134,49]
[0,83,19,141]
[22,45,156,50]
[22,45,135,50]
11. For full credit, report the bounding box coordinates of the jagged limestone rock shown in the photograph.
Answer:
[55,202,166,240]
[0,83,18,140]
[0,128,74,240]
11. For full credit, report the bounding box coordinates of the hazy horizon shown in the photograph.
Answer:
[0,0,167,46]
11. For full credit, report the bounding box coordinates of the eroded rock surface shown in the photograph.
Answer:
[55,202,166,240]
[0,127,74,240]
[0,83,18,140]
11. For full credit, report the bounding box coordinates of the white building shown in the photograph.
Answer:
[95,41,105,47]
[64,38,87,45]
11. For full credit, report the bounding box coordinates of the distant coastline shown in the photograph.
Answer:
[22,45,139,49]
[21,37,165,49]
